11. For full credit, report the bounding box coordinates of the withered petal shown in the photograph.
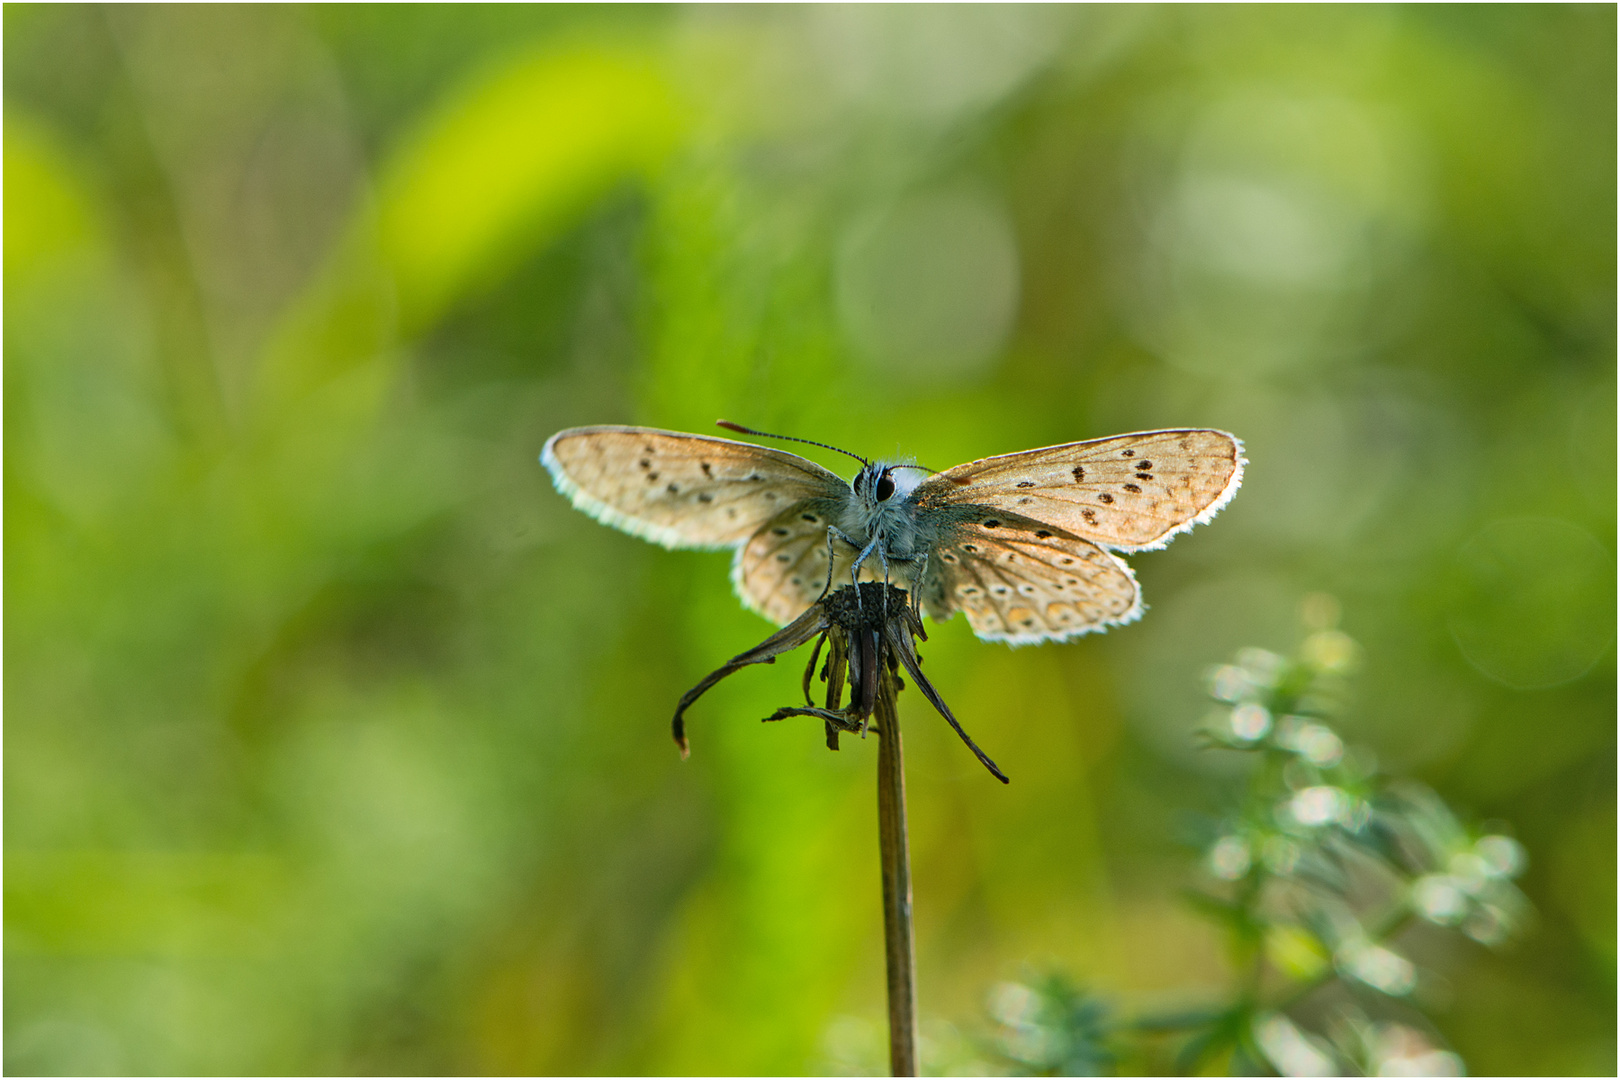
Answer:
[672,603,830,756]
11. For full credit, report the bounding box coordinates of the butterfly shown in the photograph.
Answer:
[541,421,1243,644]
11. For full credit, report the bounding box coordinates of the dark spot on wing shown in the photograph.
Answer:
[802,513,818,523]
[1124,483,1141,493]
[1060,557,1074,565]
[773,527,790,536]
[727,507,737,519]
[1098,493,1115,504]
[1035,530,1052,538]
[698,493,714,503]
[1072,465,1086,481]
[1081,509,1098,524]
[982,519,1001,528]
[1018,497,1032,505]
[667,483,680,494]
[646,472,660,482]
[700,461,713,477]
[644,445,657,455]
[1137,460,1153,470]
[639,459,650,469]
[941,552,958,563]
[790,576,802,586]
[962,544,979,553]
[1136,472,1152,481]
[1016,481,1035,488]
[777,553,792,562]
[1122,449,1135,457]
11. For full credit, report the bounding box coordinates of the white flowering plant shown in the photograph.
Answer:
[978,600,1531,1077]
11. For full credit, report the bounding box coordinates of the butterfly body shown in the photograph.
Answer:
[542,424,1243,645]
[834,461,937,569]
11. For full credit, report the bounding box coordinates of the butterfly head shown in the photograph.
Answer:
[854,461,925,507]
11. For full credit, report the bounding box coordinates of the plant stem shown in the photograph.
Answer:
[876,662,919,1077]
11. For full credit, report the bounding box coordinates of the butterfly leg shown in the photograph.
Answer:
[849,533,883,583]
[848,532,888,614]
[907,549,929,619]
[873,541,893,624]
[819,525,866,601]
[819,527,839,600]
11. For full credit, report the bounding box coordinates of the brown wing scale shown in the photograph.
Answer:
[915,429,1243,551]
[731,503,837,625]
[925,526,1141,644]
[542,426,846,550]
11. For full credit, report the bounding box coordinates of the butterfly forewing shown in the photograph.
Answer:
[543,426,846,550]
[917,429,1243,552]
[924,525,1141,644]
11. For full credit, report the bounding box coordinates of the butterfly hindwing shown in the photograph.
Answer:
[732,503,840,625]
[543,426,847,550]
[735,505,921,625]
[924,521,1141,644]
[916,429,1243,552]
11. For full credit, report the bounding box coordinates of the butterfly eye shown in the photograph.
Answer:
[875,471,896,502]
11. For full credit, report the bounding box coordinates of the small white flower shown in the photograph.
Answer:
[1210,664,1252,703]
[988,981,1037,1027]
[1254,1014,1337,1077]
[1210,835,1252,880]
[1295,723,1344,767]
[1290,785,1348,827]
[1474,835,1525,878]
[1338,940,1417,996]
[1230,702,1272,741]
[1371,1023,1464,1076]
[1412,875,1468,924]
[1462,905,1509,946]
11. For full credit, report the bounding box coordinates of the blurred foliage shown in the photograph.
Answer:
[983,973,1119,1076]
[874,617,1529,1075]
[4,6,1614,1076]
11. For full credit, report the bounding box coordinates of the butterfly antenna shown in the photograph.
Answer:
[716,420,869,467]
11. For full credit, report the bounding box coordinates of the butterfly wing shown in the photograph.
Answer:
[543,426,848,550]
[731,506,912,625]
[919,523,1141,645]
[914,429,1244,552]
[730,504,845,625]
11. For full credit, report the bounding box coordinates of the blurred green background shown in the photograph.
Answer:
[5,5,1614,1075]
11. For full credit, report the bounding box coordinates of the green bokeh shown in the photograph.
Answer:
[5,6,1613,1075]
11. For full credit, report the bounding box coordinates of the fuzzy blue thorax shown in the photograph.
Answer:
[841,460,936,563]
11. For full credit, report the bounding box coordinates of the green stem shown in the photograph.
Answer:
[876,663,918,1077]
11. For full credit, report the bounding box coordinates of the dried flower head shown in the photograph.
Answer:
[673,582,1008,782]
